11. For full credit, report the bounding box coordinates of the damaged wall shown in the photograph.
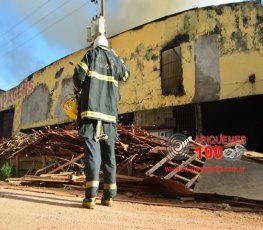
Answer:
[21,84,51,124]
[110,2,263,114]
[0,48,88,133]
[194,35,221,102]
[54,77,74,118]
[0,2,262,134]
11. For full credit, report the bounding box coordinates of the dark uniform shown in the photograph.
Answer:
[73,45,130,201]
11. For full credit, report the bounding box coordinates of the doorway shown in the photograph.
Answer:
[0,108,15,138]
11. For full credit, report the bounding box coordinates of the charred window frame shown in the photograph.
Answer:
[161,46,185,96]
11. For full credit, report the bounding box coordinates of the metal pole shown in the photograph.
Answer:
[101,0,106,35]
[101,0,106,17]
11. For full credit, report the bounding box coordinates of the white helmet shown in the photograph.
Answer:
[93,35,108,48]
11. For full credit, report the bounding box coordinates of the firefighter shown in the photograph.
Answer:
[73,34,130,209]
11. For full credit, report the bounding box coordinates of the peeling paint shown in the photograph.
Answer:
[21,84,51,124]
[55,67,64,79]
[145,49,153,61]
[231,30,248,51]
[162,34,189,50]
[153,65,158,72]
[54,81,59,91]
[151,54,158,61]
[55,77,74,118]
[135,43,144,53]
[214,6,223,16]
[136,59,144,73]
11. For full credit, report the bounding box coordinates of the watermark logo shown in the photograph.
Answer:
[166,133,191,160]
[164,165,246,173]
[194,135,246,146]
[223,144,246,160]
[167,133,246,161]
[195,142,246,161]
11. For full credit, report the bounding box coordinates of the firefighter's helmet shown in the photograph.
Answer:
[63,96,78,120]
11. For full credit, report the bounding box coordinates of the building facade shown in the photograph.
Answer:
[0,2,262,150]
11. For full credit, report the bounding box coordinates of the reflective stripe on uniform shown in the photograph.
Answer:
[99,46,111,52]
[123,70,129,82]
[81,110,116,123]
[103,183,117,190]
[88,71,118,87]
[74,86,81,92]
[86,180,99,188]
[78,61,89,73]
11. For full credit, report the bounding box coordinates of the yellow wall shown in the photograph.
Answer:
[110,2,263,113]
[220,52,263,98]
[0,2,262,134]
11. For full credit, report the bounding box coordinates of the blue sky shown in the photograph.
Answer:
[0,0,256,91]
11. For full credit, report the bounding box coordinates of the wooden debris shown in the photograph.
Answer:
[2,123,261,204]
[243,151,263,161]
[1,124,169,193]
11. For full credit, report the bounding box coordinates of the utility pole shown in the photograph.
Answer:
[91,0,106,17]
[101,0,106,17]
[100,0,106,34]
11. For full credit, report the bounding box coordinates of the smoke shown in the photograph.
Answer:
[107,0,191,36]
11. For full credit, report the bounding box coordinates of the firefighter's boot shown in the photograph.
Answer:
[82,197,96,209]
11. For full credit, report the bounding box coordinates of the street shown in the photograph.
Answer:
[0,185,262,230]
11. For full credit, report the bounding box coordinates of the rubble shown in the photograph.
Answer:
[0,124,171,194]
[1,123,263,207]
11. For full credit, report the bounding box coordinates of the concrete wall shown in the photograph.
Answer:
[110,2,263,114]
[21,84,51,124]
[194,35,221,102]
[0,2,262,134]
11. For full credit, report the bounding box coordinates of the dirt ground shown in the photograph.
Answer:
[0,184,262,230]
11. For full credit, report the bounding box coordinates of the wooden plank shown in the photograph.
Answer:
[117,154,137,176]
[34,162,57,176]
[7,134,49,159]
[55,156,84,169]
[167,161,199,175]
[186,174,199,188]
[164,152,198,179]
[173,174,191,182]
[145,156,171,176]
[243,151,263,160]
[46,153,84,174]
[22,176,70,183]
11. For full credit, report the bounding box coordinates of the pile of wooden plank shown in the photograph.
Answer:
[1,124,208,197]
[0,125,167,174]
[0,132,39,159]
[2,125,263,205]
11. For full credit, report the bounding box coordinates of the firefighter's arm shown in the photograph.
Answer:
[111,49,130,82]
[73,54,90,94]
[119,58,130,82]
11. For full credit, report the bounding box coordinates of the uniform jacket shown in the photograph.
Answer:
[73,45,130,123]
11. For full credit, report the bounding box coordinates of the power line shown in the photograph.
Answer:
[0,0,50,38]
[0,1,89,60]
[0,0,71,50]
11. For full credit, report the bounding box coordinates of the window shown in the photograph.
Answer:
[161,46,185,96]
